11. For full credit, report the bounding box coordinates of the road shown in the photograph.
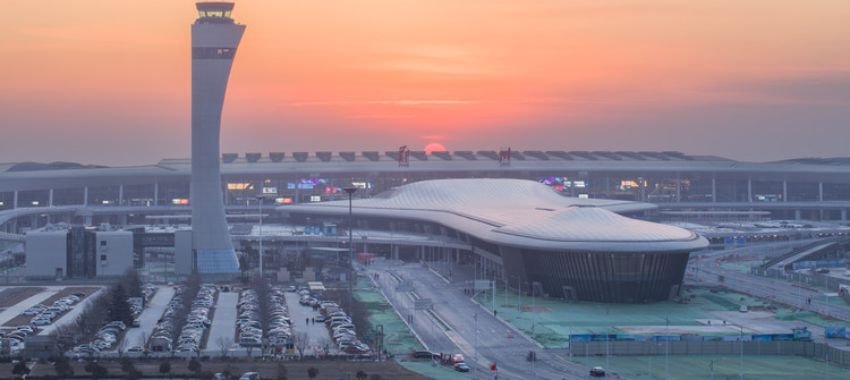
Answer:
[692,263,850,322]
[121,286,175,349]
[206,291,238,354]
[364,260,601,380]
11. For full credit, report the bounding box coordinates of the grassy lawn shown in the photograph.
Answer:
[573,354,850,380]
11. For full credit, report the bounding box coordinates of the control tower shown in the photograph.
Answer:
[190,2,245,273]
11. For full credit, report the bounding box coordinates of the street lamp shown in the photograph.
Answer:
[256,195,265,276]
[343,186,357,269]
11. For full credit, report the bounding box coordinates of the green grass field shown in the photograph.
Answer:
[573,354,850,379]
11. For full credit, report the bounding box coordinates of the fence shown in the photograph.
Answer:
[570,340,850,368]
[756,267,850,293]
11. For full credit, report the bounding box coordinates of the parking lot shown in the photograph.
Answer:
[121,286,173,350]
[284,292,332,355]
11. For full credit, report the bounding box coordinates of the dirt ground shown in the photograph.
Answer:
[10,358,429,379]
[0,287,45,308]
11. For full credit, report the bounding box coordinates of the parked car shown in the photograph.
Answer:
[454,362,470,372]
[590,366,606,377]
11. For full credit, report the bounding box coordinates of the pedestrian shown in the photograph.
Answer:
[311,317,315,324]
[306,317,310,325]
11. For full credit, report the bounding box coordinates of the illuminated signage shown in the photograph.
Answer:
[172,198,190,205]
[309,195,322,202]
[227,183,253,191]
[262,187,278,194]
[275,197,293,205]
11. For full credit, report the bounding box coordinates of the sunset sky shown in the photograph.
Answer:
[2,0,849,165]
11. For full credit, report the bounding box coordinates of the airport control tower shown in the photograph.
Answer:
[190,2,244,273]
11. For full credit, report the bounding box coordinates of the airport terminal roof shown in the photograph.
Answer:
[3,151,850,192]
[281,179,709,253]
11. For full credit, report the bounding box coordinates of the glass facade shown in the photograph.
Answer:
[520,249,690,303]
[195,248,240,273]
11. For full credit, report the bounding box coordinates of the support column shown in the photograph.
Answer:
[841,210,847,221]
[118,184,124,206]
[747,178,753,203]
[49,189,54,207]
[12,191,17,209]
[675,173,681,202]
[83,187,89,206]
[819,182,824,202]
[782,180,787,202]
[153,182,159,206]
[711,174,717,202]
[795,209,802,220]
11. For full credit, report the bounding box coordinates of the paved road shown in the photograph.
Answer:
[365,260,600,380]
[121,286,175,350]
[284,292,336,355]
[206,291,238,353]
[692,264,850,322]
[0,286,60,326]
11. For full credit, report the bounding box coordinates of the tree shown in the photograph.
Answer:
[307,367,319,379]
[12,361,30,379]
[108,284,134,324]
[84,361,108,380]
[159,361,172,380]
[120,357,135,373]
[54,356,74,378]
[217,336,233,358]
[276,362,288,380]
[293,331,309,359]
[123,268,144,298]
[188,357,202,375]
[356,370,368,380]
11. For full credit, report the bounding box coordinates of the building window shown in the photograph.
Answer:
[100,241,107,246]
[101,254,107,261]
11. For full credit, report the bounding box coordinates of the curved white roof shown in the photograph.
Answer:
[283,179,708,253]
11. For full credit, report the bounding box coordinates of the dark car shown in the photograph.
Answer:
[590,366,606,377]
[454,362,470,372]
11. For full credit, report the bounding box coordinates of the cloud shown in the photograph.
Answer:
[705,70,850,107]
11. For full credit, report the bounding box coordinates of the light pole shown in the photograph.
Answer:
[739,327,744,380]
[343,186,357,269]
[665,317,670,380]
[256,195,264,276]
[343,186,357,310]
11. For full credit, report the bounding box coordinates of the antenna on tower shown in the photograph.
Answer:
[499,146,511,167]
[398,145,410,167]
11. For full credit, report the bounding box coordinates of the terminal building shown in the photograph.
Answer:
[281,178,708,303]
[1,152,850,227]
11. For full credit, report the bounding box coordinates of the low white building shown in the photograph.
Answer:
[25,224,134,279]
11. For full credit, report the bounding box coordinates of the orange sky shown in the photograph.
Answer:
[2,1,849,164]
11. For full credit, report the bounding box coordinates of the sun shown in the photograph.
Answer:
[424,143,447,154]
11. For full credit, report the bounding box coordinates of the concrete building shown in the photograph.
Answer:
[25,226,68,278]
[24,224,133,278]
[190,2,245,273]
